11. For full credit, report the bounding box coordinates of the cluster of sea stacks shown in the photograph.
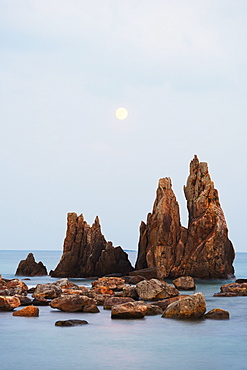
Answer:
[1,155,241,320]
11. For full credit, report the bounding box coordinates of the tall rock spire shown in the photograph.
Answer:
[135,155,235,279]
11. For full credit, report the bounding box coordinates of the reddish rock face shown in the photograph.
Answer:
[135,155,235,279]
[15,253,47,276]
[50,214,133,278]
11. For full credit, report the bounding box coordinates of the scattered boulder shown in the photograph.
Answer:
[50,213,133,277]
[0,279,29,296]
[135,155,235,279]
[50,295,97,312]
[151,295,189,311]
[123,275,146,285]
[129,267,166,280]
[220,282,247,296]
[162,292,206,319]
[55,319,88,326]
[146,304,163,316]
[172,276,196,290]
[32,297,50,306]
[235,279,247,283]
[103,296,134,309]
[115,286,139,300]
[15,295,32,306]
[204,308,230,320]
[15,253,47,276]
[83,304,100,313]
[12,305,39,317]
[91,286,115,295]
[136,279,179,301]
[0,296,21,311]
[213,292,237,297]
[111,301,148,319]
[32,283,62,299]
[91,277,126,291]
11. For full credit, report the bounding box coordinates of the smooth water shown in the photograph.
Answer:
[1,251,247,370]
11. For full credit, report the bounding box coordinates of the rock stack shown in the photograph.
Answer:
[135,155,235,279]
[50,213,133,278]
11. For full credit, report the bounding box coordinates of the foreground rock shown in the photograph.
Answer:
[0,278,28,296]
[136,279,179,301]
[15,253,47,276]
[162,292,206,319]
[135,155,235,279]
[172,276,196,291]
[50,213,133,278]
[91,277,126,291]
[50,295,98,312]
[103,296,134,309]
[32,283,62,299]
[219,282,247,296]
[151,295,189,311]
[12,306,39,317]
[111,301,148,319]
[55,319,88,326]
[204,308,229,320]
[0,296,21,311]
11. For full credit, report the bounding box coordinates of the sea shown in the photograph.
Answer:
[0,250,247,370]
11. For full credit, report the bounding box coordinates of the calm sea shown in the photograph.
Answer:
[0,250,247,370]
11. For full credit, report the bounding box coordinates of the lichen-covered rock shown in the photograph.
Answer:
[50,214,133,278]
[135,155,235,279]
[0,278,29,296]
[136,279,179,301]
[111,301,148,319]
[15,253,47,276]
[32,283,62,299]
[172,276,196,291]
[91,277,126,291]
[205,308,230,320]
[162,292,206,319]
[50,295,97,312]
[12,305,39,317]
[0,296,21,311]
[220,282,247,296]
[103,296,134,309]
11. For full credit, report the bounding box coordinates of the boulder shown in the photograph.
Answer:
[32,283,62,299]
[162,292,206,319]
[15,253,47,276]
[151,295,189,311]
[111,301,148,319]
[172,276,196,290]
[115,286,139,300]
[91,277,126,291]
[50,295,97,312]
[129,267,166,280]
[55,319,88,326]
[15,295,32,306]
[146,304,163,316]
[0,296,21,311]
[32,297,50,306]
[12,306,39,317]
[123,275,146,285]
[50,213,133,278]
[135,155,235,279]
[204,308,230,320]
[83,304,100,313]
[213,292,237,297]
[220,282,247,296]
[136,279,179,301]
[90,286,115,295]
[1,279,29,296]
[103,296,134,309]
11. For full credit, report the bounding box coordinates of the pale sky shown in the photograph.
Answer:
[1,1,247,252]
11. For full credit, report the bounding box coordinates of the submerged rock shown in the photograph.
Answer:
[55,319,88,326]
[205,308,230,320]
[135,155,235,279]
[15,253,47,276]
[50,213,133,278]
[214,282,247,296]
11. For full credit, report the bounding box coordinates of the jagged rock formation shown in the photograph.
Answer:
[15,253,47,276]
[135,155,235,279]
[50,213,133,278]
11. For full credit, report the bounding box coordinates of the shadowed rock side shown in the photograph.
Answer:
[50,213,133,278]
[135,155,235,279]
[15,253,47,276]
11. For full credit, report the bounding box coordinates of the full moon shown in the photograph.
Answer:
[116,107,128,120]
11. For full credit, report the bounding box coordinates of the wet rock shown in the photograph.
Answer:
[146,304,163,316]
[219,282,247,296]
[129,267,166,280]
[204,308,230,320]
[151,295,189,311]
[55,319,88,326]
[83,304,100,313]
[15,253,47,276]
[162,292,206,319]
[172,276,196,291]
[32,283,62,299]
[50,295,97,312]
[15,295,32,306]
[116,286,139,300]
[213,292,237,297]
[111,301,148,319]
[103,296,135,309]
[91,277,126,291]
[135,155,235,279]
[90,286,115,295]
[32,297,50,306]
[12,305,39,317]
[0,296,21,311]
[50,213,133,278]
[123,275,146,285]
[136,279,179,301]
[3,279,29,296]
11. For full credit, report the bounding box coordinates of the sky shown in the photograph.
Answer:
[0,0,247,253]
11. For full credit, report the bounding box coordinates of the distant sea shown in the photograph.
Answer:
[1,250,247,370]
